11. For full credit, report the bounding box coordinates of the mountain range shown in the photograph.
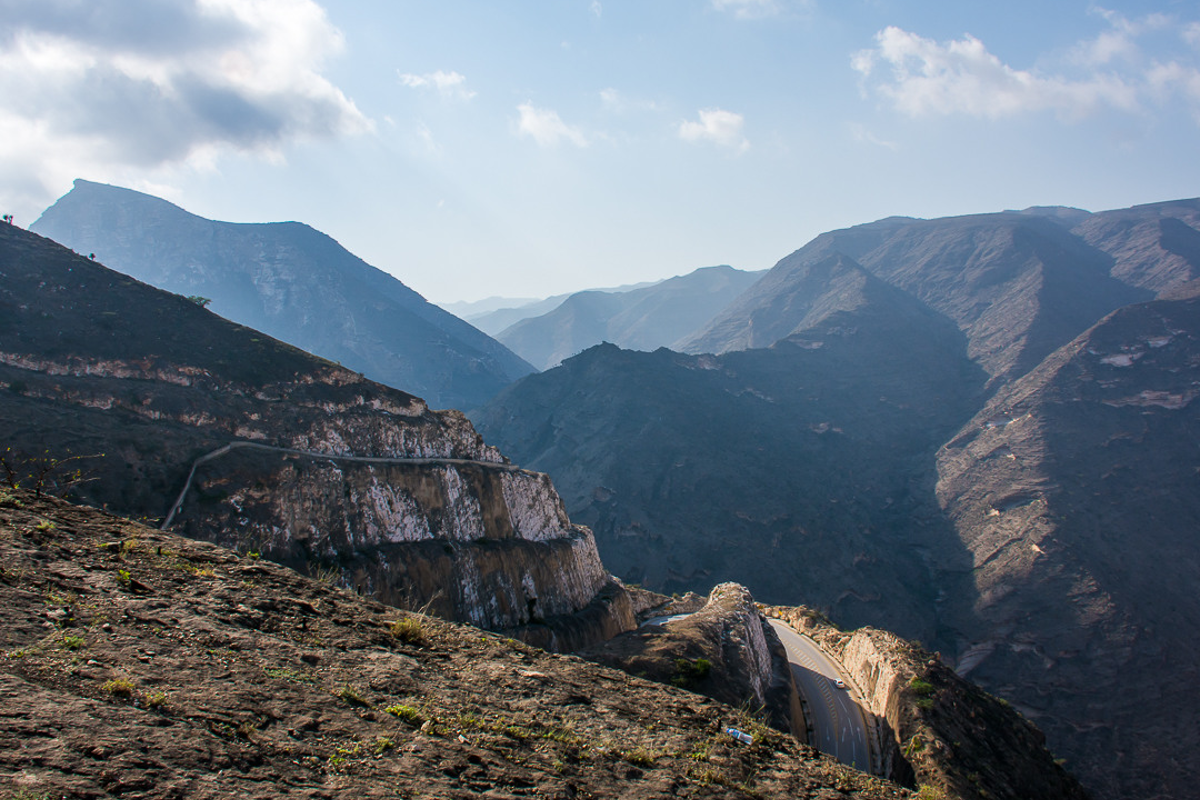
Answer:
[16,181,1200,798]
[444,279,661,336]
[0,209,1092,800]
[494,265,766,370]
[474,198,1200,800]
[30,179,535,411]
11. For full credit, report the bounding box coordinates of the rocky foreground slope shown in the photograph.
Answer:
[0,490,909,800]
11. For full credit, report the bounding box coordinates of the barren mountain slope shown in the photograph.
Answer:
[684,212,1149,387]
[1071,198,1200,295]
[935,295,1200,800]
[496,266,764,370]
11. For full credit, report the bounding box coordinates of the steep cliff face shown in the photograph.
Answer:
[170,447,614,635]
[0,222,621,647]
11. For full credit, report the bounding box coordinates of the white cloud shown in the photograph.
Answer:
[0,0,368,217]
[852,26,1141,120]
[1070,8,1170,66]
[590,1,602,20]
[414,121,442,156]
[1147,61,1200,114]
[397,70,476,101]
[678,108,749,153]
[516,103,588,147]
[1184,22,1200,49]
[854,11,1200,126]
[848,122,897,150]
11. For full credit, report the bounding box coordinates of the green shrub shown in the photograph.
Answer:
[670,657,712,689]
[336,684,369,707]
[389,616,425,645]
[385,704,423,725]
[622,747,657,767]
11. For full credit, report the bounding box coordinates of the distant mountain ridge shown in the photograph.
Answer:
[460,278,669,337]
[31,180,534,410]
[495,265,766,370]
[681,212,1151,386]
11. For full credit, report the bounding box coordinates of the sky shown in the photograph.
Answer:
[2,0,1200,304]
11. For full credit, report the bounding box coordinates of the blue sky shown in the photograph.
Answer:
[3,0,1199,302]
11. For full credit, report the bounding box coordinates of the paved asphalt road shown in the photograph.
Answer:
[768,620,873,772]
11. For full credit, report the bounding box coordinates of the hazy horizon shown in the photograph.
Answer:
[4,0,1200,302]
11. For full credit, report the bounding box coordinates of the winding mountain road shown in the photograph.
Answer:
[769,620,873,773]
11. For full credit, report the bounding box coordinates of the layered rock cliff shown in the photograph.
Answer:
[0,221,623,647]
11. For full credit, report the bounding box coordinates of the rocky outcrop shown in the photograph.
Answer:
[769,607,1089,800]
[581,583,799,738]
[0,222,624,649]
[171,447,613,635]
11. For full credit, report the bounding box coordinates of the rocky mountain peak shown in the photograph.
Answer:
[31,180,534,410]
